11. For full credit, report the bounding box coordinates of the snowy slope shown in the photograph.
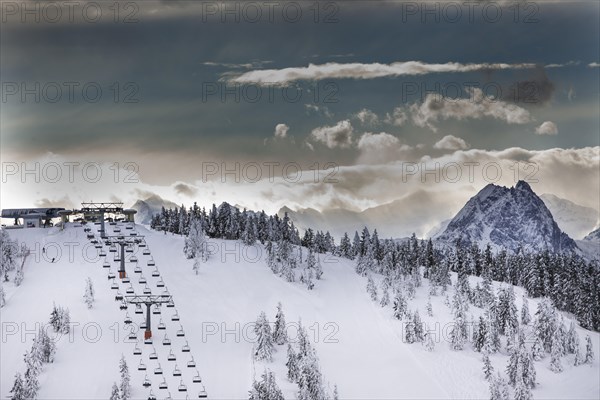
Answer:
[435,181,578,253]
[1,224,599,400]
[540,194,599,240]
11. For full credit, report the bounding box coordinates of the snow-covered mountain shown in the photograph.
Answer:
[540,194,598,240]
[130,195,179,224]
[435,181,578,253]
[584,227,600,241]
[279,190,463,239]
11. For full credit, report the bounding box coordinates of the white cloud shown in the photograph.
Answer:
[357,132,400,151]
[274,123,290,139]
[230,61,539,85]
[384,107,408,127]
[433,135,470,151]
[410,88,532,132]
[535,121,558,136]
[354,109,380,126]
[304,104,333,118]
[588,62,600,68]
[310,120,354,148]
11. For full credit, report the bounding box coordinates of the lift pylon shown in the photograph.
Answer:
[124,295,173,339]
[102,235,145,279]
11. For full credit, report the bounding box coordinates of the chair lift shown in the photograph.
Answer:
[114,227,121,233]
[134,264,143,274]
[95,243,103,249]
[99,249,107,257]
[130,255,138,262]
[187,356,196,368]
[176,325,185,337]
[114,254,121,262]
[153,305,161,315]
[164,391,172,400]
[135,304,144,314]
[156,278,165,288]
[110,244,117,253]
[128,331,137,340]
[139,241,146,247]
[140,320,147,330]
[154,362,163,375]
[126,245,133,253]
[143,248,151,255]
[124,313,132,324]
[143,284,152,295]
[115,291,124,301]
[181,341,190,352]
[103,260,111,268]
[111,280,119,290]
[139,275,147,284]
[138,359,147,371]
[173,364,181,377]
[126,224,133,230]
[142,374,151,387]
[126,285,135,294]
[108,271,116,280]
[157,318,166,330]
[163,334,171,346]
[198,385,208,398]
[130,231,138,236]
[119,300,128,310]
[162,286,170,296]
[148,389,157,400]
[171,310,180,321]
[144,336,153,345]
[133,343,142,355]
[158,377,168,390]
[152,268,160,277]
[167,348,176,361]
[166,298,175,308]
[148,258,155,266]
[122,276,130,284]
[192,370,202,383]
[178,380,187,392]
[149,346,158,360]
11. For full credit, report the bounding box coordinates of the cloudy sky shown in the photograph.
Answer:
[1,0,599,231]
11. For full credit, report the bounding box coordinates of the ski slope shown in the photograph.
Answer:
[1,222,599,399]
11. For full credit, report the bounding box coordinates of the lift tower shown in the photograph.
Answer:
[80,202,124,237]
[124,295,173,339]
[103,235,145,279]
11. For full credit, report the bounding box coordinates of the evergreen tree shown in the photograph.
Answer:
[585,335,594,364]
[531,331,543,361]
[10,372,26,400]
[379,280,390,307]
[513,359,532,400]
[119,355,131,400]
[366,274,378,301]
[392,291,407,320]
[413,310,424,342]
[549,327,563,373]
[426,295,433,317]
[424,331,435,351]
[286,343,299,382]
[254,312,274,362]
[83,277,95,309]
[249,369,284,400]
[483,351,494,381]
[521,295,531,325]
[474,316,488,352]
[565,321,579,354]
[14,268,24,286]
[110,382,120,400]
[273,302,288,346]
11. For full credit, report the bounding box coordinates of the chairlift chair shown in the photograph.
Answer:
[148,389,157,400]
[122,276,130,284]
[167,348,176,361]
[156,279,165,288]
[166,299,175,308]
[140,321,147,330]
[157,318,166,330]
[152,268,160,277]
[110,245,117,253]
[149,346,158,360]
[144,336,153,345]
[192,370,202,383]
[126,225,133,230]
[108,271,116,280]
[139,275,147,284]
[95,243,102,249]
[158,378,168,390]
[181,341,190,353]
[187,356,196,368]
[111,280,119,290]
[126,245,134,253]
[138,360,147,371]
[173,364,181,377]
[99,249,106,257]
[154,362,163,375]
[124,313,132,324]
[148,258,155,266]
[162,334,171,346]
[135,264,143,274]
[126,285,135,294]
[142,374,151,387]
[177,380,187,392]
[139,241,146,247]
[130,232,138,236]
[198,386,208,398]
[130,255,138,262]
[143,248,151,255]
[143,285,152,295]
[114,227,121,233]
[103,260,111,268]
[153,305,161,315]
[128,331,137,341]
[135,304,144,314]
[171,310,179,321]
[133,343,142,355]
[176,324,185,337]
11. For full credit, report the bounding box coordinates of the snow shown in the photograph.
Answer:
[1,223,599,399]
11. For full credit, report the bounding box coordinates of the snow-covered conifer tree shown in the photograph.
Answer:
[254,311,274,362]
[119,355,131,400]
[10,372,26,400]
[521,295,531,325]
[109,382,120,400]
[83,277,95,309]
[273,302,288,346]
[585,335,594,364]
[366,274,378,302]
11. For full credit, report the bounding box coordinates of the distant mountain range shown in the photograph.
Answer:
[540,193,598,240]
[434,181,578,253]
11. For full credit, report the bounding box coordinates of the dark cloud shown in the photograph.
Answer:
[174,182,198,197]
